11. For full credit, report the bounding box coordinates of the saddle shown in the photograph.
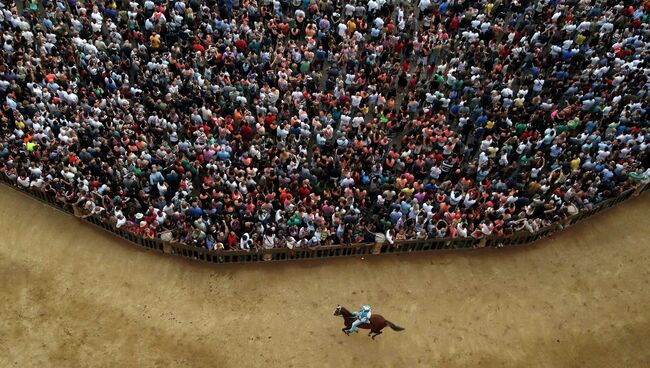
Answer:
[356,317,371,327]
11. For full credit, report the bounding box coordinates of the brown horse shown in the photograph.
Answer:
[333,305,405,339]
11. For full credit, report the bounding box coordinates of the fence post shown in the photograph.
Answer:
[478,237,487,248]
[633,181,649,197]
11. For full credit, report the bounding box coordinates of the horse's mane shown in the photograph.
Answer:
[339,306,353,317]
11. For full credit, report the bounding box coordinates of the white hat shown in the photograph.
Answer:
[135,213,144,220]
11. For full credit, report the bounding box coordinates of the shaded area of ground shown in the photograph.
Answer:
[0,185,649,368]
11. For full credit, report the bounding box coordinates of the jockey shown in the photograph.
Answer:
[346,305,372,334]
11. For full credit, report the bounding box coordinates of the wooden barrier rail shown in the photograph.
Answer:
[0,173,648,264]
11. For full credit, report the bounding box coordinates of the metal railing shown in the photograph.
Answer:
[1,173,648,264]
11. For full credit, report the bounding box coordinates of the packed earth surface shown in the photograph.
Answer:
[1,185,649,368]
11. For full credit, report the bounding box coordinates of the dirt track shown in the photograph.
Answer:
[0,185,649,368]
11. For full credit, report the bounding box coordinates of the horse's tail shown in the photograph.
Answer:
[385,320,405,332]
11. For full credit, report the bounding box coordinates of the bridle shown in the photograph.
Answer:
[335,306,358,320]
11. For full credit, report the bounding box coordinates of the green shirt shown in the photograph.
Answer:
[300,60,310,74]
[248,41,261,54]
[515,123,527,136]
[331,109,341,121]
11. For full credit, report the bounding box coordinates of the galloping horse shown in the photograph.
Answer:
[333,305,405,339]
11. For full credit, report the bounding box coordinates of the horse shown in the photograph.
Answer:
[333,305,405,339]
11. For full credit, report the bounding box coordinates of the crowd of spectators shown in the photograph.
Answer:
[0,0,648,251]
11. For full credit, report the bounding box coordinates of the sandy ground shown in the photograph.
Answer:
[0,185,649,368]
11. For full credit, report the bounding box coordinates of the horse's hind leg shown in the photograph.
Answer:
[371,331,383,340]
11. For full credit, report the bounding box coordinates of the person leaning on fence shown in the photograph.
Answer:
[71,200,94,219]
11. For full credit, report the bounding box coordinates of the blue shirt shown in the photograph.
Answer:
[6,97,17,110]
[400,201,411,215]
[354,309,371,319]
[217,150,231,160]
[189,206,204,218]
[531,66,540,77]
[389,211,402,223]
[439,2,449,14]
[149,171,164,185]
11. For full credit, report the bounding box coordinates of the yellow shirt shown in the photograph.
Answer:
[401,187,414,198]
[150,35,160,48]
[571,157,581,170]
[347,20,356,34]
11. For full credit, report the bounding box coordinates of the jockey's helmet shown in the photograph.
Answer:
[362,305,371,311]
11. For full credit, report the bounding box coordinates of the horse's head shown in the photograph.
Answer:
[333,305,342,316]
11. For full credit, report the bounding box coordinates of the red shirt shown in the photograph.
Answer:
[227,233,238,249]
[234,39,247,52]
[193,43,205,53]
[298,186,311,198]
[241,125,253,140]
[264,114,276,126]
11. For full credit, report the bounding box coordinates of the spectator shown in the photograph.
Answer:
[0,0,647,253]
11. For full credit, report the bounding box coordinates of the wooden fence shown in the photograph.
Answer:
[0,174,648,264]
